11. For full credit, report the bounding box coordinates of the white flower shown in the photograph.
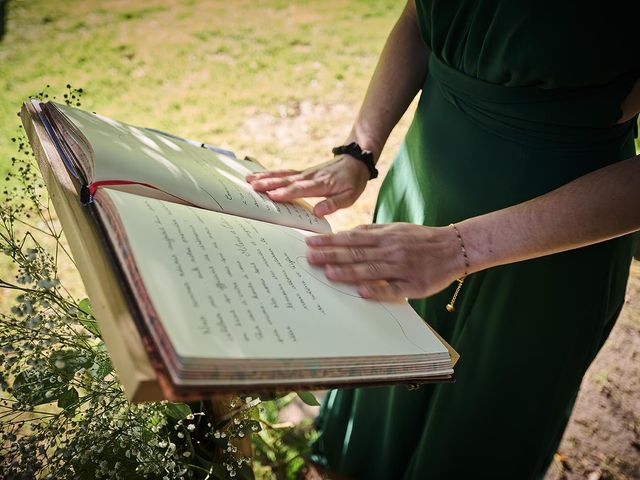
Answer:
[186,424,195,432]
[54,359,65,369]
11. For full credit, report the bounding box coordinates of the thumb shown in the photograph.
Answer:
[314,190,356,217]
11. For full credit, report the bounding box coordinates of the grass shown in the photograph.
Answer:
[0,0,402,172]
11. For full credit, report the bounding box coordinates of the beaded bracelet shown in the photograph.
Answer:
[446,223,469,313]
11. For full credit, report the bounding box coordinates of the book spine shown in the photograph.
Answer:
[80,184,92,205]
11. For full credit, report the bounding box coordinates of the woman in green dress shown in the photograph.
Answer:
[248,1,640,478]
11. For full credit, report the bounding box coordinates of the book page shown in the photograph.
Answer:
[95,189,450,364]
[51,102,330,233]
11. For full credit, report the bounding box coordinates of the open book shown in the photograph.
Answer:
[28,100,457,399]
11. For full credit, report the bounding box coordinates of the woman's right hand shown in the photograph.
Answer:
[246,155,371,217]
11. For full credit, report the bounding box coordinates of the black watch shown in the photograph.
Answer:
[332,142,378,180]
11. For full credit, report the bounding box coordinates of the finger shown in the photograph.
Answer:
[249,175,300,192]
[267,179,336,201]
[353,223,387,230]
[307,246,389,265]
[306,229,381,247]
[357,281,410,302]
[314,190,356,217]
[324,262,405,283]
[246,169,299,182]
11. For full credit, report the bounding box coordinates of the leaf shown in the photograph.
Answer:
[79,317,101,337]
[77,298,94,317]
[57,387,79,410]
[296,391,320,407]
[165,402,191,420]
[77,298,101,337]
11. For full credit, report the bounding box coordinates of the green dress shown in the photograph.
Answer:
[312,1,640,479]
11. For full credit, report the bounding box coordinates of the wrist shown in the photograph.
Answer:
[336,154,372,182]
[437,225,468,279]
[332,142,378,180]
[344,129,383,164]
[454,219,496,274]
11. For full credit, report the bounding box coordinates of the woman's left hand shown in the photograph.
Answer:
[306,222,465,301]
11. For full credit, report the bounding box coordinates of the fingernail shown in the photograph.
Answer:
[315,204,328,216]
[307,251,322,263]
[358,286,371,298]
[326,266,342,278]
[306,236,322,246]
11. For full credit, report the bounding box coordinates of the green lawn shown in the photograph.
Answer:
[1,0,402,178]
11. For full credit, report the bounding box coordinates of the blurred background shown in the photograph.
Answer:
[0,1,638,478]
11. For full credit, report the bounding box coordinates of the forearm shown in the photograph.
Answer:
[347,0,430,160]
[460,155,640,274]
